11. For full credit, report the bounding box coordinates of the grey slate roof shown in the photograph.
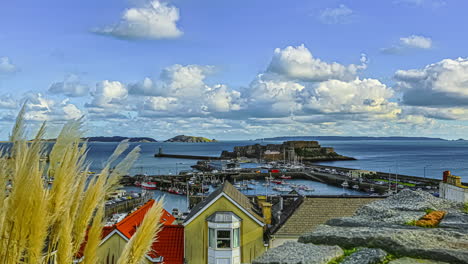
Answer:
[184,181,264,224]
[273,197,382,237]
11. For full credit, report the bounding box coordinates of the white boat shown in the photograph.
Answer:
[250,180,259,185]
[141,182,157,190]
[352,185,359,190]
[299,185,314,191]
[341,181,349,188]
[273,187,292,192]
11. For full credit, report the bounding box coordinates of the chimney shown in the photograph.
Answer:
[259,201,272,225]
[443,171,450,183]
[257,195,267,208]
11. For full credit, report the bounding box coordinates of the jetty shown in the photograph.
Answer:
[154,147,223,160]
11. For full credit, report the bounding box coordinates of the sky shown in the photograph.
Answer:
[1,0,468,140]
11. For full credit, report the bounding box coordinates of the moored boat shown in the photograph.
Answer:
[141,182,157,190]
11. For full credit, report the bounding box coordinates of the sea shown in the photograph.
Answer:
[81,139,468,211]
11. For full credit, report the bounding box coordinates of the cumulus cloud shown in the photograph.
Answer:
[86,80,129,112]
[395,57,468,107]
[93,0,183,40]
[130,64,242,117]
[48,74,89,97]
[0,57,18,74]
[382,35,432,54]
[304,78,399,118]
[21,93,83,122]
[318,5,354,24]
[267,44,366,82]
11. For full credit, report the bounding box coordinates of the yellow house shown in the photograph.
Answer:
[183,181,267,264]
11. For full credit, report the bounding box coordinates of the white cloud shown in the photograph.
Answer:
[304,78,400,118]
[87,80,128,110]
[382,35,432,54]
[94,0,183,40]
[48,74,89,97]
[400,35,432,49]
[318,5,354,24]
[394,0,446,8]
[131,64,242,117]
[0,94,18,109]
[22,93,83,122]
[267,44,366,82]
[395,57,468,107]
[0,57,18,74]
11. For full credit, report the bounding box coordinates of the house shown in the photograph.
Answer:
[183,181,267,264]
[96,199,184,264]
[268,196,382,248]
[440,170,468,203]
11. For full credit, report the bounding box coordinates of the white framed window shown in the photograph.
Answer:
[216,229,231,249]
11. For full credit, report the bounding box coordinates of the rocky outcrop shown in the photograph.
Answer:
[221,141,353,161]
[254,190,468,264]
[253,241,343,264]
[164,135,216,143]
[341,248,387,264]
[388,257,450,264]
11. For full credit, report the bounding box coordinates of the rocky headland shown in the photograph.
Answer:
[254,190,468,264]
[164,135,217,143]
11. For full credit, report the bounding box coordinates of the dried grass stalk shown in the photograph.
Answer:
[0,107,160,264]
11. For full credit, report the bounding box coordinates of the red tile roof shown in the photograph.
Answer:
[113,199,183,264]
[148,225,184,264]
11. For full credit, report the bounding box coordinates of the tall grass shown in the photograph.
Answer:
[0,108,163,264]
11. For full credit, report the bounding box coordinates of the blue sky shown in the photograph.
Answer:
[1,0,468,140]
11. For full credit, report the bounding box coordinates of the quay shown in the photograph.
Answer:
[154,147,222,160]
[121,163,445,197]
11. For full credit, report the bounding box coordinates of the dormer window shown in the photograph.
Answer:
[207,212,241,264]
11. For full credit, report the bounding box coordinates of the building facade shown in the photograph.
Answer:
[183,182,266,264]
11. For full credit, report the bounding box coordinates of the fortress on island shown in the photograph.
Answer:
[220,141,354,162]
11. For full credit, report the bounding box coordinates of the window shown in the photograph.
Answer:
[232,228,240,248]
[216,230,231,249]
[209,228,216,248]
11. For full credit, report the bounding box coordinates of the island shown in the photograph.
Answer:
[221,141,354,161]
[164,135,217,143]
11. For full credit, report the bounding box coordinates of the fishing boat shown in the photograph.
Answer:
[280,175,292,179]
[141,182,157,190]
[168,187,183,195]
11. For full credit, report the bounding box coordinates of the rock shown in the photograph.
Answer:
[299,225,468,264]
[388,257,450,264]
[439,212,468,230]
[252,241,343,264]
[341,248,387,264]
[351,190,462,225]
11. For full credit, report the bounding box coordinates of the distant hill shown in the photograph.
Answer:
[258,136,447,141]
[85,136,157,142]
[42,136,157,143]
[165,135,217,143]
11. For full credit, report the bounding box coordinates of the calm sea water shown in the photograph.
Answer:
[85,139,468,182]
[5,139,467,211]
